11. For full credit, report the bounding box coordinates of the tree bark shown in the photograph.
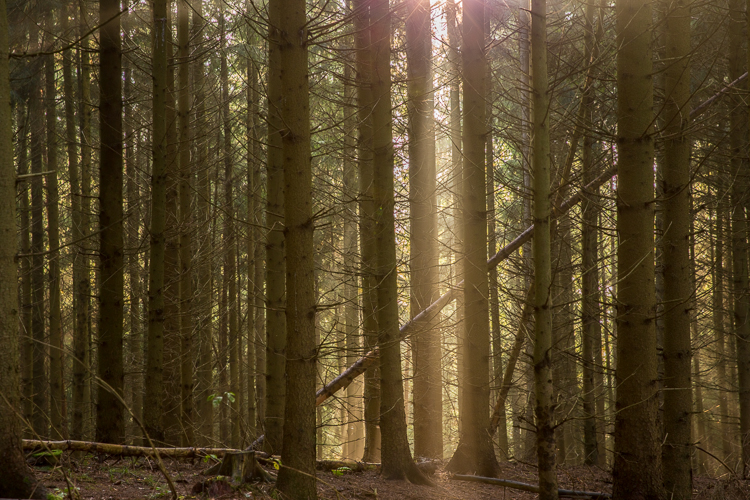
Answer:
[273,0,317,494]
[97,0,125,444]
[0,2,48,493]
[613,0,663,497]
[661,0,693,495]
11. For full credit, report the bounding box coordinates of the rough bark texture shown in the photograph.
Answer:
[371,0,429,484]
[0,2,48,494]
[661,0,693,496]
[613,0,663,497]
[264,0,287,455]
[273,0,317,495]
[96,0,125,444]
[530,0,557,496]
[145,0,169,444]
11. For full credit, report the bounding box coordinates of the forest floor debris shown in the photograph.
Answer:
[31,453,750,500]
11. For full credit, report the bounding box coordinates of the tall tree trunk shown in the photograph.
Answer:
[354,0,380,463]
[0,1,48,490]
[29,15,47,438]
[178,0,194,447]
[371,0,429,483]
[264,0,287,455]
[661,0,693,495]
[447,0,499,479]
[97,0,125,444]
[246,55,257,440]
[18,100,33,437]
[44,5,64,440]
[75,3,94,439]
[712,204,732,463]
[613,0,663,496]
[192,0,213,446]
[145,0,169,443]
[406,0,442,461]
[274,0,317,493]
[342,19,364,459]
[530,0,557,496]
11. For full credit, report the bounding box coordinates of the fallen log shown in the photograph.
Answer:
[23,439,238,459]
[450,474,612,499]
[202,451,273,483]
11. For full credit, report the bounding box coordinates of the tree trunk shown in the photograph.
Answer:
[18,98,33,438]
[406,0,442,461]
[661,0,693,495]
[371,0,429,484]
[264,0,287,455]
[44,5,65,440]
[145,0,169,443]
[530,0,557,496]
[613,0,663,497]
[447,0,499,479]
[273,0,317,494]
[192,0,213,446]
[177,0,194,447]
[96,0,125,444]
[354,0,381,463]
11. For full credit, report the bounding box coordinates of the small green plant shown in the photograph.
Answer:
[202,453,219,464]
[208,391,236,408]
[331,467,351,476]
[47,486,80,500]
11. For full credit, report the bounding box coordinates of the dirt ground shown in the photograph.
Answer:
[32,453,750,500]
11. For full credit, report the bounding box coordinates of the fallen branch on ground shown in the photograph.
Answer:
[23,439,239,459]
[450,474,612,499]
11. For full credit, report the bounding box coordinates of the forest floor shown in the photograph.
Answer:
[32,453,750,500]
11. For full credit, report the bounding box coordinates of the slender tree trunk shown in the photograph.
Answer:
[145,0,169,443]
[192,0,213,446]
[354,0,381,463]
[29,15,47,438]
[178,0,194,447]
[264,0,287,455]
[246,55,257,440]
[44,5,65,440]
[613,0,663,496]
[97,0,125,444]
[406,0,442,461]
[530,0,557,496]
[18,102,33,437]
[661,0,693,495]
[0,3,48,491]
[76,5,93,439]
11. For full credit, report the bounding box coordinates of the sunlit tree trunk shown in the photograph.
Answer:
[530,0,557,496]
[354,0,381,463]
[97,0,125,444]
[613,0,663,496]
[406,0,441,461]
[371,0,429,483]
[447,0,499,478]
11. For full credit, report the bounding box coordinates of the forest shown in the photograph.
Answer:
[1,0,750,499]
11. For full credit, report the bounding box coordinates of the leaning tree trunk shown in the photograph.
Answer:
[613,0,663,497]
[96,0,125,444]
